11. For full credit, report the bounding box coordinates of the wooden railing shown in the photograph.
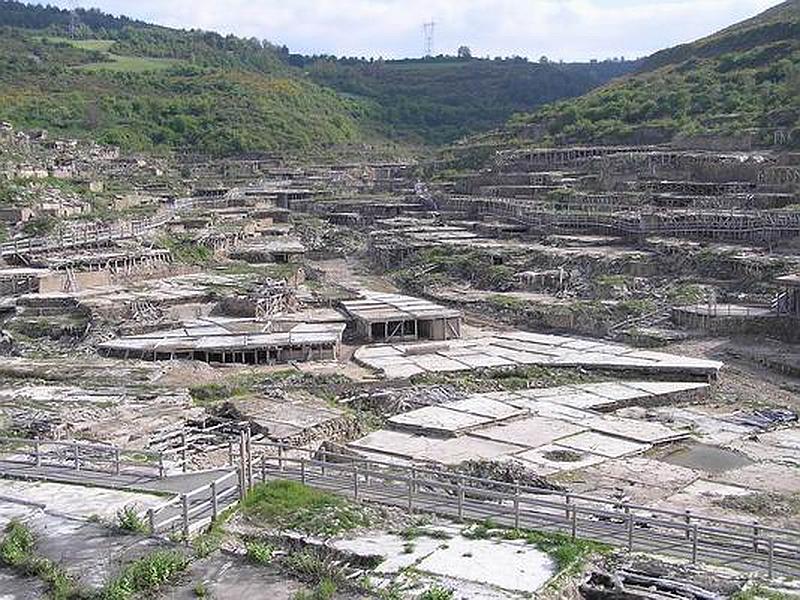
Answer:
[147,470,240,538]
[243,441,800,579]
[0,436,168,478]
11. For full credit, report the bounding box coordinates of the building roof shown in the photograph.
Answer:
[776,273,800,288]
[341,292,461,323]
[99,318,344,354]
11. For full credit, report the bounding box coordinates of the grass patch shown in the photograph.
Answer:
[102,549,189,600]
[79,54,183,73]
[399,526,451,541]
[241,480,371,537]
[188,381,249,406]
[0,520,81,599]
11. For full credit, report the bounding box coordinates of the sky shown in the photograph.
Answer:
[53,0,785,62]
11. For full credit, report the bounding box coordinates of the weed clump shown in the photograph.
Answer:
[103,549,189,600]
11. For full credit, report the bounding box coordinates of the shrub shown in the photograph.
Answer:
[245,540,274,564]
[419,586,454,600]
[103,549,189,600]
[116,505,149,534]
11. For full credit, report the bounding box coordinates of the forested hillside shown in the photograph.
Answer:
[504,0,800,147]
[296,56,635,145]
[0,2,367,155]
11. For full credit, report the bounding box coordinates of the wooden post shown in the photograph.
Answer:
[767,539,774,579]
[564,493,571,520]
[353,464,359,501]
[148,509,155,535]
[684,510,692,540]
[691,524,699,564]
[277,444,284,471]
[114,448,121,476]
[570,507,577,540]
[34,440,41,467]
[228,441,234,467]
[159,453,166,478]
[180,431,187,473]
[245,427,253,491]
[625,506,633,552]
[457,477,464,521]
[300,458,306,485]
[260,454,266,483]
[513,483,520,529]
[407,474,414,513]
[320,448,326,477]
[74,442,80,471]
[181,495,190,544]
[210,481,218,521]
[752,522,760,553]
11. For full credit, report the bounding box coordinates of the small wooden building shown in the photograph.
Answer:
[341,293,462,343]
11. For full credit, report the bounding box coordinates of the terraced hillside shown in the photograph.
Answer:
[502,0,800,148]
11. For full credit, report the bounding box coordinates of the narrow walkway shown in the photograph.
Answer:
[0,459,235,496]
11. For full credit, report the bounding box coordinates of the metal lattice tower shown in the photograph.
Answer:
[423,21,435,56]
[66,0,80,38]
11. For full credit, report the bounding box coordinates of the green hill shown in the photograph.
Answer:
[295,56,634,146]
[0,2,367,155]
[505,0,800,148]
[0,2,636,154]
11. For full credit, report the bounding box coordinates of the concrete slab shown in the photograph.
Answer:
[631,407,755,445]
[726,429,800,466]
[577,382,651,402]
[555,431,649,458]
[332,533,442,574]
[514,445,608,475]
[583,414,688,444]
[409,354,470,372]
[715,462,800,495]
[389,406,492,434]
[349,430,443,460]
[0,568,47,599]
[624,381,709,396]
[169,554,308,600]
[0,480,163,522]
[415,535,554,594]
[444,397,527,420]
[353,332,723,379]
[468,416,585,448]
[447,353,511,369]
[580,457,701,490]
[420,437,521,465]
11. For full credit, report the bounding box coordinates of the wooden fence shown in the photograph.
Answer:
[242,441,800,579]
[146,470,240,539]
[0,436,167,478]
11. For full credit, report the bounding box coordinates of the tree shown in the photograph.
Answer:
[457,46,472,59]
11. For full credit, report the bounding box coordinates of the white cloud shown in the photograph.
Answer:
[58,0,783,61]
